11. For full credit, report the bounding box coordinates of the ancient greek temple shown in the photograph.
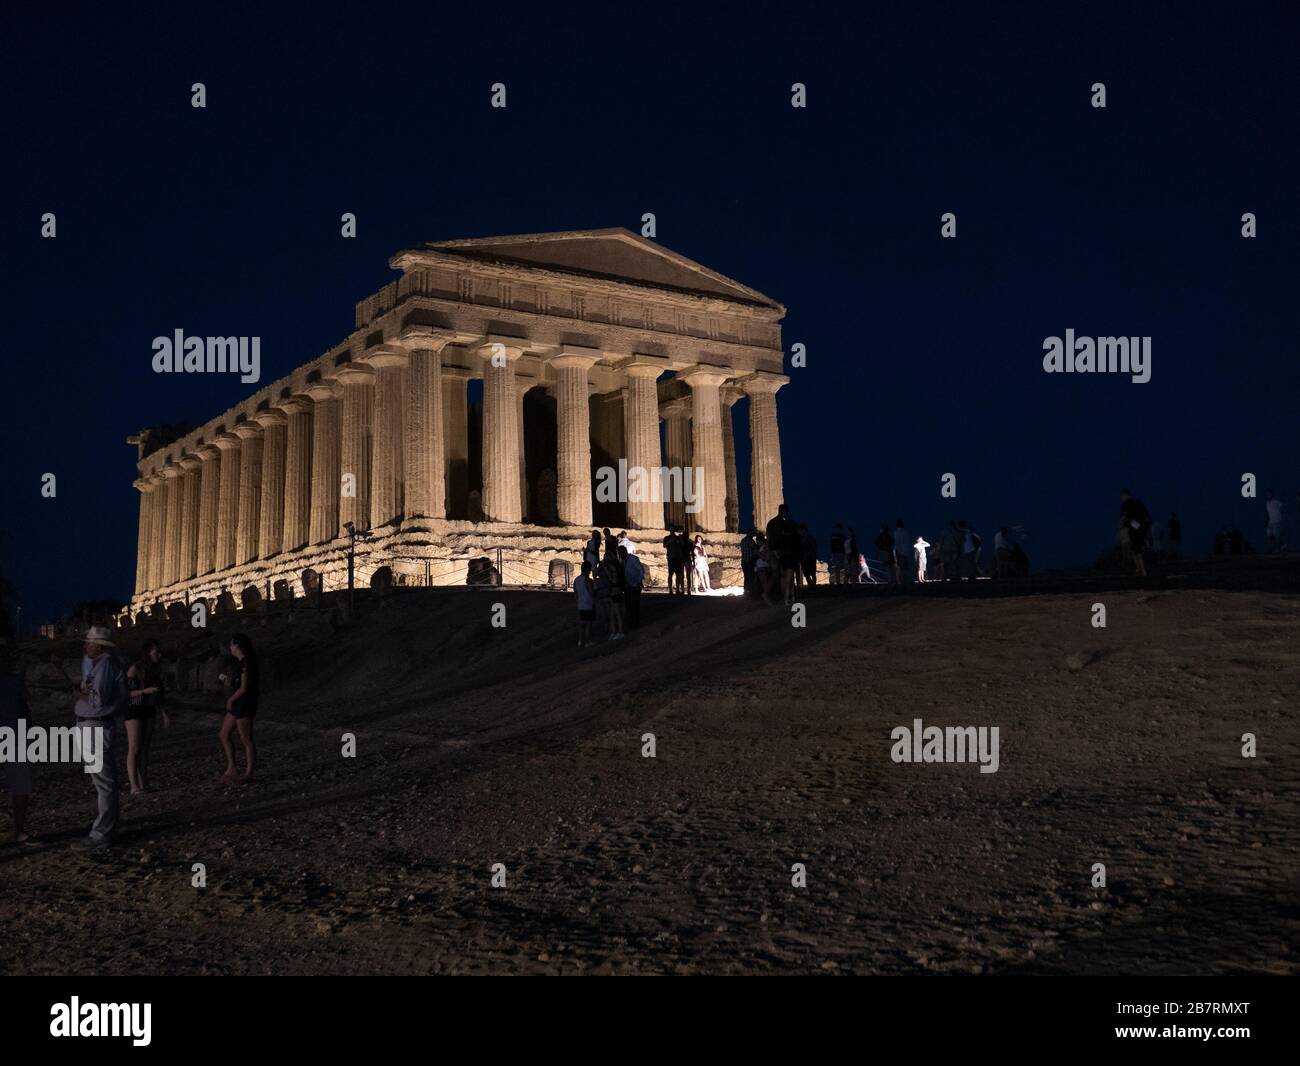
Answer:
[128,229,788,613]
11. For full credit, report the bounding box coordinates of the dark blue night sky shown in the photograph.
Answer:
[2,3,1297,625]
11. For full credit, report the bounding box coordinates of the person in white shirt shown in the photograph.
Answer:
[618,531,637,556]
[574,562,596,648]
[913,536,931,582]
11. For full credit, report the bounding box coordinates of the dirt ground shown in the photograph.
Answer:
[2,586,1297,975]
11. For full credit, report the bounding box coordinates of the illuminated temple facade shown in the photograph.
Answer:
[127,229,788,613]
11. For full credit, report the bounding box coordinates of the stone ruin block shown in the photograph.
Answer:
[548,558,572,588]
[301,568,321,597]
[466,557,499,586]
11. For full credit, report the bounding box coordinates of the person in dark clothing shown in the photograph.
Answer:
[1167,512,1182,557]
[740,528,760,597]
[940,520,962,582]
[799,525,817,589]
[219,633,260,785]
[1009,544,1030,577]
[829,523,846,584]
[764,503,800,605]
[843,527,859,584]
[0,640,32,843]
[1119,490,1152,576]
[621,546,644,628]
[874,525,895,581]
[602,555,627,637]
[125,638,168,794]
[583,530,601,573]
[662,526,686,594]
[676,530,694,595]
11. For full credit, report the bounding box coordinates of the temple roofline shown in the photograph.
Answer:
[393,228,785,313]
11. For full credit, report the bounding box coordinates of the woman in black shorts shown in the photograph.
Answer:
[219,633,259,785]
[125,639,167,794]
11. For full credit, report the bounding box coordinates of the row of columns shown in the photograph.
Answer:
[134,339,786,596]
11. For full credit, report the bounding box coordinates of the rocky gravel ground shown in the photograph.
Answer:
[3,587,1296,975]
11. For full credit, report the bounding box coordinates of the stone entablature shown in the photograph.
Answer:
[358,255,783,344]
[129,229,789,608]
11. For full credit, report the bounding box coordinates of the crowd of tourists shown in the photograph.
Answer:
[1208,490,1293,558]
[0,627,260,850]
[573,528,647,647]
[571,502,1038,643]
[1130,488,1293,567]
[816,517,1027,586]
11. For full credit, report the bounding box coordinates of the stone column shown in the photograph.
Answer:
[517,377,540,521]
[741,372,789,531]
[721,387,742,533]
[195,445,221,575]
[336,364,375,533]
[680,367,731,534]
[406,345,447,520]
[178,456,202,581]
[660,398,692,532]
[279,396,314,552]
[307,382,342,544]
[133,479,157,596]
[442,369,470,518]
[479,339,523,523]
[161,464,184,587]
[213,434,241,572]
[366,350,408,529]
[621,359,667,530]
[551,350,598,527]
[233,422,264,564]
[144,472,166,591]
[254,409,288,559]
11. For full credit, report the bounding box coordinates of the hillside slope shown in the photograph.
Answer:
[4,587,1297,975]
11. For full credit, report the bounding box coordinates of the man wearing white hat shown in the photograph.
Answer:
[73,625,128,849]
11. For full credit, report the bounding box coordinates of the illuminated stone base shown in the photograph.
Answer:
[127,518,745,620]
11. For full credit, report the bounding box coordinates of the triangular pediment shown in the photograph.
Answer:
[412,228,781,309]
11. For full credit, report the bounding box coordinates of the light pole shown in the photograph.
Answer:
[343,521,371,615]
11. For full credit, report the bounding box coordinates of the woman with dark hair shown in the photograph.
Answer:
[219,633,259,785]
[125,638,167,794]
[583,530,601,573]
